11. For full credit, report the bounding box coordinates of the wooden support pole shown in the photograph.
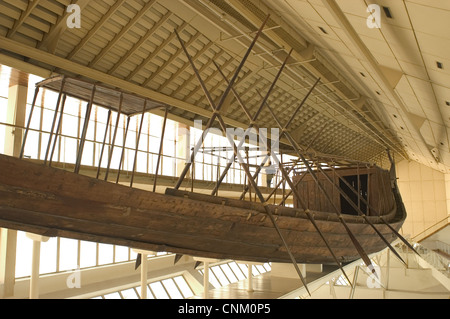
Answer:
[44,77,66,165]
[74,85,96,174]
[153,108,168,192]
[49,94,67,166]
[104,93,123,181]
[116,116,131,184]
[178,30,310,294]
[19,86,39,159]
[174,15,270,190]
[130,102,148,187]
[96,109,112,179]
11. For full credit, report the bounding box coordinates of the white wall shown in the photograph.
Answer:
[396,160,450,241]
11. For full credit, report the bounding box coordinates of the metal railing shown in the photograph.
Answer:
[411,242,450,279]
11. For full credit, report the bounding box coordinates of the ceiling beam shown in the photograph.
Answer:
[0,35,244,129]
[88,0,158,68]
[38,0,92,53]
[226,0,405,158]
[141,32,201,87]
[64,0,127,60]
[125,22,188,82]
[107,11,173,75]
[156,42,213,91]
[7,0,43,38]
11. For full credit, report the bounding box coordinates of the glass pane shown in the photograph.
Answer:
[228,262,246,280]
[121,288,139,299]
[237,263,248,277]
[40,237,57,274]
[211,265,230,286]
[15,231,32,278]
[98,243,113,265]
[162,278,183,299]
[251,265,260,276]
[114,245,129,263]
[220,264,238,283]
[103,292,121,299]
[174,276,194,298]
[256,264,267,274]
[135,285,154,299]
[79,240,97,268]
[59,238,78,271]
[149,281,170,299]
[199,269,221,289]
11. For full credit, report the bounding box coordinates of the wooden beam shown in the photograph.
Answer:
[38,0,91,52]
[141,33,200,88]
[125,22,188,82]
[157,42,213,91]
[89,0,158,68]
[65,0,127,59]
[0,35,249,129]
[228,0,405,158]
[107,11,172,75]
[7,0,43,38]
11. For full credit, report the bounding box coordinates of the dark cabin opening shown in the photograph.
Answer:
[339,174,368,216]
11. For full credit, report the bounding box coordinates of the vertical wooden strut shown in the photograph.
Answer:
[20,86,40,159]
[153,108,168,193]
[263,100,378,277]
[314,161,406,266]
[215,62,355,282]
[49,94,67,166]
[116,116,131,184]
[104,93,123,181]
[210,47,293,196]
[174,14,270,190]
[96,109,112,179]
[44,77,66,165]
[176,20,312,295]
[74,85,96,174]
[130,101,148,187]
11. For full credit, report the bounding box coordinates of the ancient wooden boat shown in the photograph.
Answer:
[0,153,406,264]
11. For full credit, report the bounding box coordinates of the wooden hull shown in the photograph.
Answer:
[0,154,406,264]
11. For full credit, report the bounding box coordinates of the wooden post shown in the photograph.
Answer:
[104,93,123,181]
[116,116,131,184]
[153,108,168,192]
[19,87,39,159]
[130,102,148,187]
[49,94,67,166]
[74,85,96,174]
[44,77,66,165]
[173,16,269,190]
[96,110,112,179]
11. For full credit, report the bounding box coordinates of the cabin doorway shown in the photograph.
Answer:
[339,174,368,216]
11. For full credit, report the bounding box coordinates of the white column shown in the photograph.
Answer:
[26,233,50,299]
[0,69,28,298]
[140,253,148,299]
[203,261,210,299]
[247,264,253,292]
[236,261,265,293]
[132,249,155,299]
[193,257,219,299]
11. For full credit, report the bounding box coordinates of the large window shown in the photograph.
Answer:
[90,275,194,299]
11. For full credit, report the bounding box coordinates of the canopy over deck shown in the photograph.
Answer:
[37,75,168,116]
